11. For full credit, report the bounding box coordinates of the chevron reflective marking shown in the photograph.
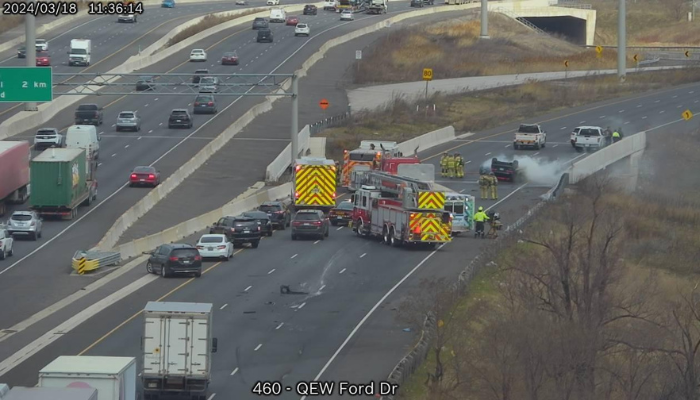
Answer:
[418,191,445,210]
[295,166,336,206]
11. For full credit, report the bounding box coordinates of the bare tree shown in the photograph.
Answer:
[668,0,688,21]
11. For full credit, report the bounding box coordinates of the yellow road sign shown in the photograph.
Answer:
[633,54,638,62]
[564,60,569,68]
[422,68,433,81]
[682,109,693,120]
[595,45,603,55]
[686,50,691,58]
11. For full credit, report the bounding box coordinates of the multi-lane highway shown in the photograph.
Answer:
[0,2,443,333]
[1,75,698,398]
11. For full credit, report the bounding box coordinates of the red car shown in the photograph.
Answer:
[36,51,50,66]
[221,51,239,65]
[286,16,299,26]
[129,166,161,187]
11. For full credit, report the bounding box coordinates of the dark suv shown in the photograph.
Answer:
[242,211,273,237]
[168,109,193,128]
[303,4,317,14]
[258,201,290,230]
[209,216,262,248]
[257,28,273,43]
[252,17,269,29]
[193,94,217,114]
[291,209,330,240]
[144,243,202,278]
[192,68,209,84]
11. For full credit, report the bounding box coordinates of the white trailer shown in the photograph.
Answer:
[38,356,136,400]
[69,39,91,66]
[366,0,387,14]
[142,302,218,400]
[6,387,97,400]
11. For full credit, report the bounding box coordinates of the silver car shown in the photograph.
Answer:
[7,211,42,240]
[198,76,219,93]
[116,111,141,132]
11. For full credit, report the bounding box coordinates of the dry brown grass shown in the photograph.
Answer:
[167,9,265,47]
[0,0,94,35]
[353,13,630,85]
[324,67,700,161]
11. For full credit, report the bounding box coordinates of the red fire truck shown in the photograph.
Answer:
[351,171,452,249]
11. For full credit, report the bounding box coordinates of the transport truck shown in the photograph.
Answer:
[366,0,387,14]
[5,387,98,400]
[38,356,136,400]
[292,157,337,213]
[29,148,98,220]
[68,39,91,66]
[0,141,31,217]
[142,302,218,400]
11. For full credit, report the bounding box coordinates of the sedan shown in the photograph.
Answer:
[129,166,161,187]
[242,211,274,237]
[294,23,310,36]
[340,10,354,20]
[328,200,354,226]
[189,49,207,62]
[196,234,233,260]
[235,0,247,4]
[286,15,299,25]
[35,51,50,66]
[221,52,239,65]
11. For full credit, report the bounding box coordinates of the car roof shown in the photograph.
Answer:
[195,69,209,72]
[119,110,136,114]
[244,211,268,218]
[297,209,320,213]
[199,234,226,239]
[191,48,205,51]
[575,126,602,130]
[167,243,196,249]
[12,211,34,215]
[233,216,255,221]
[262,201,283,206]
[172,108,188,112]
[138,75,154,79]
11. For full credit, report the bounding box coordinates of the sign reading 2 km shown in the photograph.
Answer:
[423,68,433,81]
[0,67,53,102]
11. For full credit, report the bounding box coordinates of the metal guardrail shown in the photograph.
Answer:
[308,111,350,135]
[72,250,121,275]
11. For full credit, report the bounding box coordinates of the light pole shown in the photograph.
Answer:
[617,0,626,82]
[480,0,489,39]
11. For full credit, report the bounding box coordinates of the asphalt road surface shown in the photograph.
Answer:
[0,2,434,334]
[1,80,700,396]
[0,0,292,121]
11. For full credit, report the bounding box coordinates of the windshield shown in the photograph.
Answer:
[11,214,32,221]
[119,113,134,118]
[134,167,152,173]
[71,49,87,55]
[36,129,55,135]
[445,203,465,214]
[196,96,213,102]
[349,153,375,162]
[171,249,198,258]
[297,24,307,28]
[172,111,187,116]
[259,205,282,212]
[200,236,224,244]
[295,213,319,221]
[200,77,216,84]
[234,220,257,227]
[579,128,600,136]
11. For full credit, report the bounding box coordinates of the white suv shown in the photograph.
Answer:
[0,227,14,260]
[35,39,48,51]
[294,23,310,36]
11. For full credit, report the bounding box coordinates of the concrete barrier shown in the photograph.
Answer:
[113,183,292,260]
[0,9,91,54]
[396,126,455,156]
[569,131,646,184]
[265,125,312,182]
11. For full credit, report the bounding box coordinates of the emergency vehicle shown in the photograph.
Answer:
[351,171,452,248]
[341,141,415,188]
[444,192,475,235]
[292,157,337,213]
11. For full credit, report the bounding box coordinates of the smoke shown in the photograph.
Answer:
[480,154,569,186]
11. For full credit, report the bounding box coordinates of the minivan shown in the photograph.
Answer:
[66,125,100,160]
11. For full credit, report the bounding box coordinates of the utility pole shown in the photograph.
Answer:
[480,0,489,39]
[617,0,626,82]
[25,0,38,111]
[290,74,299,166]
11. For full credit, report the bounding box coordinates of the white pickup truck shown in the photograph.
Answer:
[513,123,546,150]
[572,126,607,152]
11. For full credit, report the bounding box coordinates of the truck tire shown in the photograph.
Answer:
[382,226,390,245]
[251,240,260,248]
[292,234,297,240]
[513,143,518,150]
[389,228,399,247]
[161,266,169,278]
[534,143,540,150]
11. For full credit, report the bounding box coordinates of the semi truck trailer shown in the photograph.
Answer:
[5,387,98,400]
[0,141,30,217]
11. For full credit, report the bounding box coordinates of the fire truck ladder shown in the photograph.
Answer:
[364,171,432,196]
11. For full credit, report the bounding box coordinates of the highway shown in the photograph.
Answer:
[1,78,699,397]
[0,2,437,333]
[0,0,293,121]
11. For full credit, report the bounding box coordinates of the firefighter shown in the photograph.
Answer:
[603,126,613,146]
[473,206,489,238]
[440,152,448,177]
[454,153,464,178]
[478,169,490,200]
[612,130,621,143]
[488,171,498,200]
[446,154,456,179]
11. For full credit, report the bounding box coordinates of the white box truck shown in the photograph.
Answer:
[68,39,91,66]
[142,302,218,400]
[38,356,137,400]
[6,387,97,400]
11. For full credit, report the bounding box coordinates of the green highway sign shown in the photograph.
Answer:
[0,67,53,102]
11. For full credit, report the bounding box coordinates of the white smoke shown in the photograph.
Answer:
[481,154,569,186]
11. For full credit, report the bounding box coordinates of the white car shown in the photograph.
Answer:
[340,10,354,20]
[294,23,310,36]
[35,39,48,51]
[0,227,14,260]
[189,49,207,62]
[266,0,279,4]
[196,234,233,260]
[235,0,247,4]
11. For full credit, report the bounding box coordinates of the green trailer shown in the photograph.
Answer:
[30,148,98,220]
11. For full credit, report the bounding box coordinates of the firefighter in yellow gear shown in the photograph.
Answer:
[488,172,498,200]
[446,154,456,178]
[440,153,448,177]
[478,170,490,200]
[454,153,464,178]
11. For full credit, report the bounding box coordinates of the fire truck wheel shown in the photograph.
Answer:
[389,229,399,247]
[382,226,390,245]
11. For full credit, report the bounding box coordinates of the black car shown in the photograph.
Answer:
[209,216,262,248]
[168,109,193,128]
[410,0,423,7]
[17,46,26,58]
[258,201,290,230]
[328,201,354,226]
[192,68,209,84]
[144,243,202,278]
[257,28,274,43]
[136,76,155,91]
[303,4,317,14]
[242,211,273,237]
[252,17,269,30]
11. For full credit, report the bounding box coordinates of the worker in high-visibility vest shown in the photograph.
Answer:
[446,154,456,179]
[440,153,448,177]
[488,172,498,200]
[612,130,621,143]
[454,153,464,178]
[473,206,489,238]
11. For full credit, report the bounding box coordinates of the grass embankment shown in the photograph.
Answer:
[591,0,700,46]
[323,68,700,160]
[397,130,700,400]
[167,9,264,46]
[0,0,94,35]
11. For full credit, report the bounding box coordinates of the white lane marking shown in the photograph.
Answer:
[552,144,558,148]
[360,253,366,258]
[560,126,567,130]
[314,240,320,244]
[678,105,682,108]
[459,189,466,193]
[111,124,116,127]
[637,104,642,107]
[268,269,275,274]
[98,162,103,166]
[298,302,306,310]
[504,144,509,148]
[254,344,262,351]
[231,367,239,376]
[619,110,624,113]
[137,136,142,140]
[624,121,630,124]
[465,160,471,164]
[148,129,153,133]
[599,115,606,118]
[660,110,665,114]
[207,394,216,400]
[655,100,660,103]
[319,285,326,292]
[673,95,678,98]
[159,122,163,126]
[244,285,252,292]
[690,91,695,94]
[111,153,116,157]
[533,152,540,156]
[339,268,346,274]
[220,304,228,310]
[336,227,343,231]
[696,100,699,103]
[124,145,129,148]
[579,120,585,124]
[484,152,491,156]
[276,322,284,330]
[155,98,159,101]
[642,116,647,119]
[291,254,297,259]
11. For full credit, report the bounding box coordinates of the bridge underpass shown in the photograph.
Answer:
[493,3,597,46]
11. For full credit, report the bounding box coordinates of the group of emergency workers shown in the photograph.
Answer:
[439,153,465,178]
[603,126,625,145]
[478,168,498,200]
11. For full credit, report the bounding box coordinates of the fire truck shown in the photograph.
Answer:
[349,154,422,192]
[341,141,407,188]
[351,171,452,248]
[292,157,337,213]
